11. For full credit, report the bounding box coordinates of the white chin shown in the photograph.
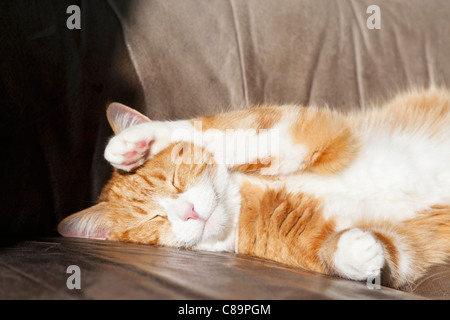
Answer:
[201,206,228,241]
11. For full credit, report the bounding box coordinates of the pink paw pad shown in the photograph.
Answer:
[136,141,147,149]
[124,151,138,158]
[123,161,138,166]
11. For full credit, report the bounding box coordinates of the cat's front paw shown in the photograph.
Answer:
[333,228,384,281]
[104,125,157,171]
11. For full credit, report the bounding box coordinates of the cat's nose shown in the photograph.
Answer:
[183,205,200,221]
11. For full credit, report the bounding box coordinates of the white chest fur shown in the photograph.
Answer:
[288,127,450,230]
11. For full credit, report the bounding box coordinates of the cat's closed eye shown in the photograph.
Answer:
[172,174,182,193]
[148,214,166,221]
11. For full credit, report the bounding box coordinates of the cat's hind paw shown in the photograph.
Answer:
[333,228,384,281]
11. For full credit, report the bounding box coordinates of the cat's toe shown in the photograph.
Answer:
[111,157,147,172]
[333,228,384,281]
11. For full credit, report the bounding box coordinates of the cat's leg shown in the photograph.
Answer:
[105,104,359,175]
[194,106,360,175]
[104,120,193,171]
[319,224,441,288]
[319,228,389,285]
[320,207,450,289]
[104,106,294,173]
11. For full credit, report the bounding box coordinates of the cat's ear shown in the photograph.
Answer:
[106,102,151,134]
[57,202,115,240]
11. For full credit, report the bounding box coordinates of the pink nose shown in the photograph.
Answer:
[184,205,199,221]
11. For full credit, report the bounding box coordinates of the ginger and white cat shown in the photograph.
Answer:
[58,87,450,288]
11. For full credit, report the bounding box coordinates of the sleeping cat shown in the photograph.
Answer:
[58,87,450,288]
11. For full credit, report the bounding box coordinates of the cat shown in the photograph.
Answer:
[58,87,450,288]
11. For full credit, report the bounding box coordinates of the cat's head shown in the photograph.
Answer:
[57,103,238,248]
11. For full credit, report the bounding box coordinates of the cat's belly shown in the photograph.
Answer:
[289,131,450,229]
[237,129,450,230]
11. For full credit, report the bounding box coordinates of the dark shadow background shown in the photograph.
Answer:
[0,0,144,237]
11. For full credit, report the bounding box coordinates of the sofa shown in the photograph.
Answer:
[1,0,449,299]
